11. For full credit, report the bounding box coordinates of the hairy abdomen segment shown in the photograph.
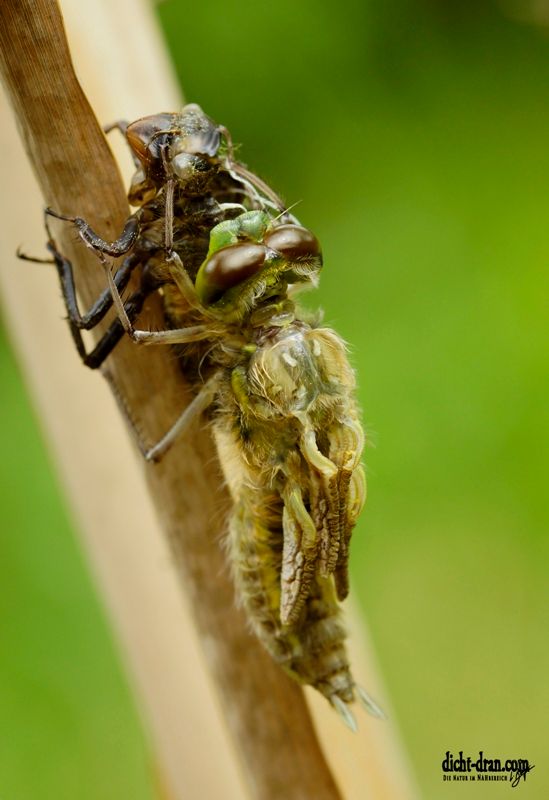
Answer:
[227,488,356,707]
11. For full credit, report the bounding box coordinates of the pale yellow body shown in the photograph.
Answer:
[213,322,366,705]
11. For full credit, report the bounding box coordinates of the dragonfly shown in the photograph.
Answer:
[43,103,383,730]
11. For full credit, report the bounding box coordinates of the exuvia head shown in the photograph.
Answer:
[195,211,322,320]
[125,104,222,204]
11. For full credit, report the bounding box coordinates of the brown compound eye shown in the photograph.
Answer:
[126,113,178,165]
[263,224,321,260]
[196,243,266,304]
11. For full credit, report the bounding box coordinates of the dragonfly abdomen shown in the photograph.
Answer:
[226,483,356,708]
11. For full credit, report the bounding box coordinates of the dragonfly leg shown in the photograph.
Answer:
[103,119,130,135]
[69,287,150,369]
[44,237,152,368]
[46,207,141,258]
[47,237,140,330]
[103,254,222,345]
[104,369,222,462]
[103,119,142,168]
[165,251,214,316]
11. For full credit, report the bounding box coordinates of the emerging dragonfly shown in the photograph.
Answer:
[44,103,383,729]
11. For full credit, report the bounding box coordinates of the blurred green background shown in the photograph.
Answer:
[1,0,548,797]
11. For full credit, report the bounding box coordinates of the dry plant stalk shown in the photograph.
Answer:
[0,1,344,798]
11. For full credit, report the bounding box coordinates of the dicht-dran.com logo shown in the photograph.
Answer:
[442,750,535,788]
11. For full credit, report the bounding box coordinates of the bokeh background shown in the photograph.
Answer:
[1,0,548,797]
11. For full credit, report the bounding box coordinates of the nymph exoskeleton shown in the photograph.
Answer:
[44,107,383,727]
[44,103,288,369]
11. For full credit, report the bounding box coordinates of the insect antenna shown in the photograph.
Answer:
[271,199,303,226]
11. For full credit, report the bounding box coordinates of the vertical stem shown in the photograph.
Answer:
[0,2,345,797]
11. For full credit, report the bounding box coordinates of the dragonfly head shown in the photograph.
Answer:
[125,105,222,203]
[195,211,323,317]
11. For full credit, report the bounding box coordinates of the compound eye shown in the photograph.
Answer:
[172,152,213,181]
[263,224,321,260]
[179,103,221,156]
[126,113,178,164]
[196,243,266,304]
[181,128,221,158]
